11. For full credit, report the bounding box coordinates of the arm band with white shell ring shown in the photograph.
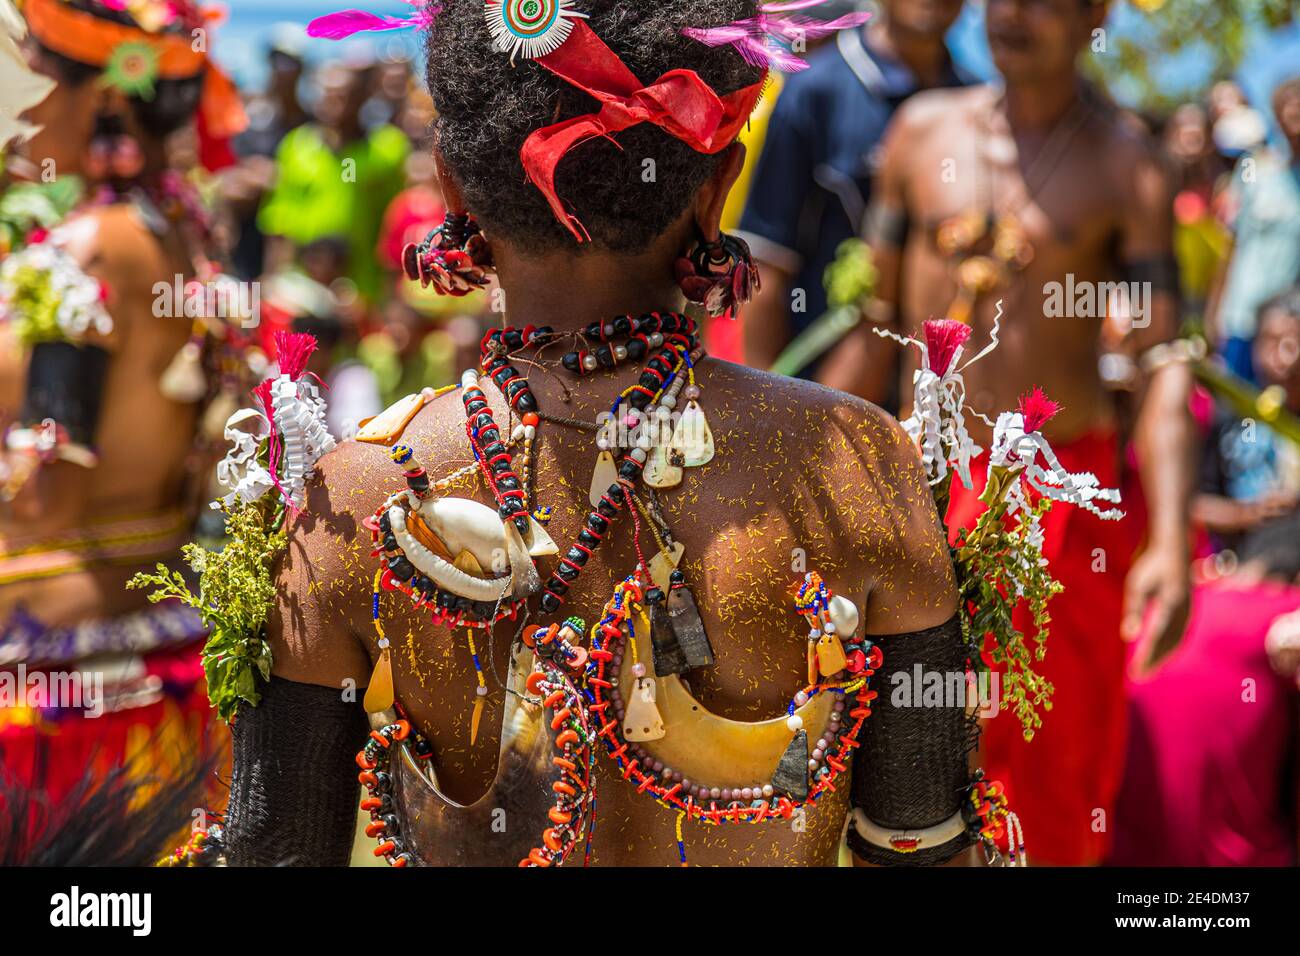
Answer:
[847,614,978,865]
[225,675,369,866]
[1139,337,1205,374]
[21,341,109,447]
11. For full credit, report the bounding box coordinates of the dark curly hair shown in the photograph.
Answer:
[34,0,205,136]
[425,0,763,253]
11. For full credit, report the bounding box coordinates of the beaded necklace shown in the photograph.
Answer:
[585,573,880,828]
[358,312,887,865]
[363,313,702,631]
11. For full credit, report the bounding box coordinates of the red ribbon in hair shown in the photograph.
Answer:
[523,21,766,242]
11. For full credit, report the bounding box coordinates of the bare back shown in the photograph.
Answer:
[270,356,957,865]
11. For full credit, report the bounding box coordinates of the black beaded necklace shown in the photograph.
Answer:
[470,313,700,616]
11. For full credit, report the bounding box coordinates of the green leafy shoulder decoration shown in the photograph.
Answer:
[130,500,285,721]
[873,310,1124,740]
[129,332,337,721]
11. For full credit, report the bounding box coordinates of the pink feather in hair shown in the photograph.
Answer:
[760,0,831,11]
[308,2,441,40]
[682,0,870,72]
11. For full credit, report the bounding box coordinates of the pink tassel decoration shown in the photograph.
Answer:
[252,379,275,425]
[1017,386,1062,435]
[922,319,973,377]
[250,378,289,509]
[273,330,318,382]
[682,1,870,72]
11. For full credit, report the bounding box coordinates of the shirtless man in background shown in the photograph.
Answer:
[819,0,1195,865]
[738,0,967,377]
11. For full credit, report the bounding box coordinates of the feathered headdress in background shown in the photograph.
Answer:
[19,0,247,171]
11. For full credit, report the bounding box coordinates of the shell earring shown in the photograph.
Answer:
[673,231,760,321]
[401,211,495,297]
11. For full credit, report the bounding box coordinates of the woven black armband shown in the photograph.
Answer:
[21,342,110,446]
[865,202,908,249]
[1123,254,1180,297]
[225,676,369,866]
[848,614,978,865]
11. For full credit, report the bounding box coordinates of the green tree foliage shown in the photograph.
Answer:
[1091,0,1296,112]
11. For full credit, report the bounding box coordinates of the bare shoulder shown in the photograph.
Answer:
[703,359,957,631]
[269,388,483,685]
[279,388,486,606]
[890,83,994,137]
[55,204,170,284]
[1093,103,1170,192]
[703,357,920,473]
[703,361,950,545]
[52,205,174,343]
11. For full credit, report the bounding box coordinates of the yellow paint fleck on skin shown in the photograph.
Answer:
[277,352,954,865]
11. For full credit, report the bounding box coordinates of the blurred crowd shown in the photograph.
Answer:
[212,37,487,441]
[715,0,1300,869]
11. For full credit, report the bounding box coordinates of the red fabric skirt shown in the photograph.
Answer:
[946,429,1145,865]
[0,644,212,807]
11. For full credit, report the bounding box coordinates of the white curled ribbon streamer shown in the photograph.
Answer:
[213,407,275,510]
[271,375,336,510]
[990,412,1124,521]
[873,309,1005,489]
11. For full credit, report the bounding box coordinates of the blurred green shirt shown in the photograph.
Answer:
[258,123,411,304]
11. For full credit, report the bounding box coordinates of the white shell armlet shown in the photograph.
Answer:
[850,807,967,854]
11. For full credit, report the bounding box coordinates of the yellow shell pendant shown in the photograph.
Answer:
[816,633,848,677]
[355,391,430,446]
[588,450,619,507]
[363,642,395,713]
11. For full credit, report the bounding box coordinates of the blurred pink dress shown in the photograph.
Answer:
[1109,579,1300,866]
